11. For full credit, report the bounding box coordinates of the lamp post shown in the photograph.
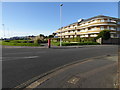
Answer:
[60,4,63,47]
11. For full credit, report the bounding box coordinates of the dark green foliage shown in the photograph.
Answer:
[4,40,10,42]
[48,35,54,38]
[52,33,56,36]
[96,30,111,40]
[34,39,41,44]
[56,37,95,42]
[51,41,100,46]
[39,34,45,37]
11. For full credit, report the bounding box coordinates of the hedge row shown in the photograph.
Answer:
[52,37,96,42]
[51,42,100,46]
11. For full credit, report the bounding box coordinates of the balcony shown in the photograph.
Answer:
[76,22,117,30]
[66,28,75,31]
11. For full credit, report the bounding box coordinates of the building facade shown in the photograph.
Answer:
[55,15,120,38]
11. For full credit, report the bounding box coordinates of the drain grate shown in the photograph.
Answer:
[67,77,80,84]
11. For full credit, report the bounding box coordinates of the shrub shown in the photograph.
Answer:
[51,41,100,46]
[96,30,111,40]
[28,41,34,43]
[4,40,10,42]
[34,38,41,44]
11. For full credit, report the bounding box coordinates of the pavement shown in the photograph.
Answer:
[2,45,117,49]
[2,45,118,89]
[24,54,118,89]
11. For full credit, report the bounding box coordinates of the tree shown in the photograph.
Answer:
[48,35,54,38]
[96,30,111,40]
[39,34,45,40]
[52,33,56,36]
[39,34,45,37]
[34,38,41,44]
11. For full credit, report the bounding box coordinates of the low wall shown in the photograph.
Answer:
[97,38,120,45]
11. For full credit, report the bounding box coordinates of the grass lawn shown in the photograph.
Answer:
[0,40,43,46]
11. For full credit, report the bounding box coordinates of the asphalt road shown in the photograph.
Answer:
[2,45,118,88]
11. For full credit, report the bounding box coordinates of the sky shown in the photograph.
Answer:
[1,2,118,38]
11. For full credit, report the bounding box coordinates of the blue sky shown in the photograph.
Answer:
[1,2,118,38]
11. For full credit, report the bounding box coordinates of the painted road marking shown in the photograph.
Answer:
[1,56,39,61]
[0,57,2,61]
[24,56,39,59]
[3,51,47,55]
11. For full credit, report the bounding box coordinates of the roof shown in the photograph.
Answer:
[58,15,119,30]
[81,15,118,23]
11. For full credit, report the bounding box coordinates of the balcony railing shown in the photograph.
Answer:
[56,21,117,33]
[76,22,117,29]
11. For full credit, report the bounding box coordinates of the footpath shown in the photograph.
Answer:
[1,45,115,49]
[25,54,118,89]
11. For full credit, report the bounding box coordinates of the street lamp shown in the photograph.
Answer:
[60,4,63,47]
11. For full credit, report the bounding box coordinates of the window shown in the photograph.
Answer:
[100,19,105,22]
[117,27,120,31]
[100,26,104,30]
[70,26,73,28]
[118,22,120,24]
[77,30,80,32]
[111,20,116,23]
[113,34,117,37]
[110,27,115,30]
[108,19,110,22]
[94,27,97,30]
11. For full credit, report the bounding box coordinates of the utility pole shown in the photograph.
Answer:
[60,4,63,47]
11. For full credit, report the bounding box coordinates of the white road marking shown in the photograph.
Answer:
[0,56,39,61]
[0,57,2,61]
[24,56,39,59]
[4,51,46,55]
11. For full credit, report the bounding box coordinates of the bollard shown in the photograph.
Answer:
[48,39,51,48]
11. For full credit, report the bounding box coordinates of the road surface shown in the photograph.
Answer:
[2,45,118,88]
[36,55,117,88]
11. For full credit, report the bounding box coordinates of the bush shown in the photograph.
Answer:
[57,37,95,42]
[52,38,60,42]
[51,41,100,46]
[4,40,10,42]
[10,40,21,43]
[27,41,34,43]
[96,30,111,40]
[51,41,60,46]
[34,39,41,44]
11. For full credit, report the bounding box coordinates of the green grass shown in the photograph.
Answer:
[0,41,42,46]
[0,41,2,44]
[4,40,33,43]
[51,41,100,46]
